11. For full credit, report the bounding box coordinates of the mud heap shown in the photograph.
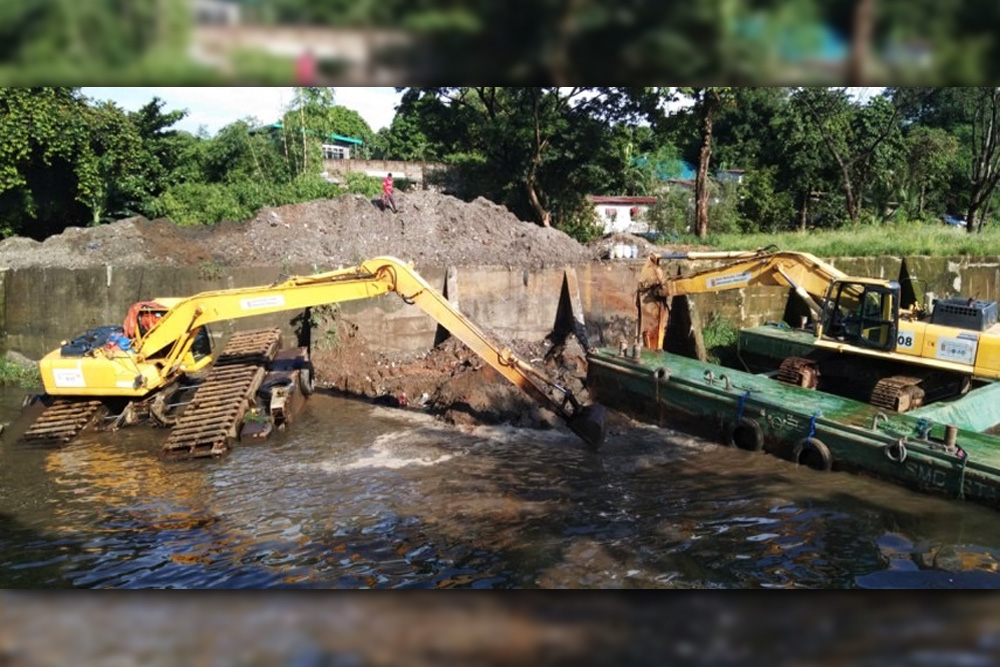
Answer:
[0,191,594,270]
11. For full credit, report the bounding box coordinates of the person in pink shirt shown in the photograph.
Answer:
[382,172,397,212]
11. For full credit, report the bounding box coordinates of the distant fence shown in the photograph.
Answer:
[322,159,448,186]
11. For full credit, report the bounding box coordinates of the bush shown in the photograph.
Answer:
[647,187,693,235]
[557,206,604,243]
[150,182,250,225]
[278,174,342,202]
[737,167,794,233]
[340,172,382,198]
[0,358,41,388]
[702,313,739,365]
[707,181,742,235]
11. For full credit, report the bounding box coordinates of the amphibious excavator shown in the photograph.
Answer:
[19,257,606,457]
[637,247,1000,413]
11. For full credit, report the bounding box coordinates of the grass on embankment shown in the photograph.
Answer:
[0,359,40,388]
[696,223,998,257]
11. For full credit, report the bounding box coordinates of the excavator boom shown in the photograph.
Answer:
[637,247,858,350]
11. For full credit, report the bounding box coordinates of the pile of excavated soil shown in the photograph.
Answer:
[0,191,594,270]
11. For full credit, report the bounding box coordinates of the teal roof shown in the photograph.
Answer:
[330,133,363,145]
[737,16,848,63]
[251,122,363,145]
[632,156,696,180]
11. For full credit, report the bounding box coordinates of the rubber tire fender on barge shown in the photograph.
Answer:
[792,437,833,472]
[298,363,315,396]
[727,417,764,452]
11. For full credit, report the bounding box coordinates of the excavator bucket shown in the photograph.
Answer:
[568,403,608,450]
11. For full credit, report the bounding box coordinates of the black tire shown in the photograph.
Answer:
[21,393,42,411]
[298,364,315,396]
[793,437,833,472]
[727,417,764,452]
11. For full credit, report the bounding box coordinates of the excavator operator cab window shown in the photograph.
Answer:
[824,281,898,351]
[190,326,212,362]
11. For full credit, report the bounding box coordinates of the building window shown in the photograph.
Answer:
[322,144,349,160]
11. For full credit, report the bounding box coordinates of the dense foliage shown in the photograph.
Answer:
[0,87,380,236]
[3,86,1000,247]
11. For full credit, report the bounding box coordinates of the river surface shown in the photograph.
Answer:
[3,387,1000,589]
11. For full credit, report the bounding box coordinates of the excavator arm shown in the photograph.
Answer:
[117,257,606,448]
[637,248,849,349]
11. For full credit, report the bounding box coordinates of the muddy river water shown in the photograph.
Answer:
[3,388,1000,589]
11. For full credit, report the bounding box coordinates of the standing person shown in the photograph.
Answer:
[382,172,397,213]
[295,49,317,85]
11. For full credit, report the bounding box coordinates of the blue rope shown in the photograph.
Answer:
[735,389,751,422]
[807,411,822,440]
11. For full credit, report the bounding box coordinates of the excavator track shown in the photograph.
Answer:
[871,375,925,413]
[161,328,281,460]
[775,356,820,389]
[22,399,104,444]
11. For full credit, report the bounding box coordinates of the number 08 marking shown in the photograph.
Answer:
[897,334,914,348]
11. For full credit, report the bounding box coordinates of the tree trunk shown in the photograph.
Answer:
[695,96,717,239]
[918,185,925,215]
[967,201,980,234]
[526,175,551,227]
[838,161,859,225]
[847,0,875,85]
[799,191,809,231]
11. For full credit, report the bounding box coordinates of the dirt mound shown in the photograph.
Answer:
[0,218,149,269]
[0,191,594,271]
[230,190,592,269]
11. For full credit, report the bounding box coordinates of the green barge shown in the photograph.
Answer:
[587,347,1000,511]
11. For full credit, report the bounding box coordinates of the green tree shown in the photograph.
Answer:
[0,87,90,237]
[400,87,617,231]
[75,101,147,225]
[372,100,436,161]
[965,87,1000,233]
[797,87,909,225]
[737,167,794,232]
[904,126,959,217]
[771,92,836,229]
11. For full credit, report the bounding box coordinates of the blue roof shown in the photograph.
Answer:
[736,16,848,63]
[633,156,696,180]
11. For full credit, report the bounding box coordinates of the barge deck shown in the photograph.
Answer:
[588,348,1000,510]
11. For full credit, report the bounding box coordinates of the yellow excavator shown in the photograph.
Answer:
[24,257,606,453]
[637,247,1000,412]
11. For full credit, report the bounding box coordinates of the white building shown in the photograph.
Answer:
[192,0,242,25]
[589,196,657,234]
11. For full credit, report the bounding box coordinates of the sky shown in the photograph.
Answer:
[81,87,403,135]
[80,86,885,138]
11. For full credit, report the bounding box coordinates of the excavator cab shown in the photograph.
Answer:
[821,280,900,351]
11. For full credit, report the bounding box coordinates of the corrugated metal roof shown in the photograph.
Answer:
[588,196,657,205]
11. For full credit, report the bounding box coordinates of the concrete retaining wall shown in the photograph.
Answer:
[3,256,1000,360]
